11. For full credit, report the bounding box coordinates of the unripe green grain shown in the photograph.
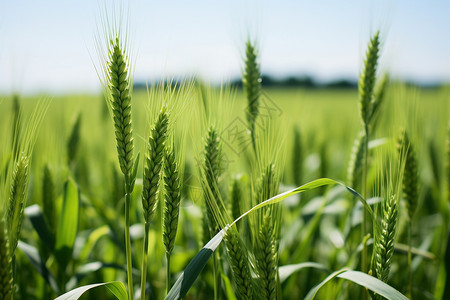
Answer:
[359,31,380,127]
[374,195,398,283]
[255,213,278,300]
[224,228,253,300]
[243,40,261,151]
[107,37,134,177]
[6,155,29,254]
[163,145,181,256]
[202,126,223,235]
[398,130,418,220]
[142,107,169,223]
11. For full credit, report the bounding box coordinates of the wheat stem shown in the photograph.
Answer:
[106,35,135,300]
[141,107,169,300]
[0,218,13,300]
[163,144,181,294]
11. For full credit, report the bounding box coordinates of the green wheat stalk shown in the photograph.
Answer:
[253,163,280,300]
[347,130,366,191]
[202,125,225,300]
[163,143,182,294]
[397,129,418,298]
[291,126,303,187]
[0,217,13,300]
[358,31,380,285]
[105,34,136,300]
[141,106,169,299]
[202,126,223,236]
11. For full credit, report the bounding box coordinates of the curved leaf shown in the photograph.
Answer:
[54,281,127,300]
[279,262,329,283]
[337,271,408,300]
[305,269,409,300]
[305,269,348,300]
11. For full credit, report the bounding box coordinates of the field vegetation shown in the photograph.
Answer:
[0,11,449,300]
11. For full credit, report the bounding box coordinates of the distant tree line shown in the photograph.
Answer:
[133,74,444,91]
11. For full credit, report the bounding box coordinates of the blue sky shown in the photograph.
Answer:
[0,0,449,94]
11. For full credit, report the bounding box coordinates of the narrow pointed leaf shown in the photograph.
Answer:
[54,281,127,300]
[337,271,408,300]
[55,178,80,270]
[279,262,329,283]
[165,228,227,300]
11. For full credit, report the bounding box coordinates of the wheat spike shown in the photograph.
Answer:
[243,40,261,151]
[163,144,182,256]
[253,164,279,300]
[255,213,278,300]
[374,195,398,283]
[359,31,380,127]
[224,228,253,300]
[142,107,169,223]
[398,130,418,219]
[202,126,223,235]
[6,155,29,254]
[107,37,134,177]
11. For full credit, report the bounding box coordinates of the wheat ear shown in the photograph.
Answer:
[254,164,279,300]
[140,107,169,299]
[243,40,261,153]
[107,37,134,178]
[202,126,223,235]
[163,143,182,294]
[106,35,136,300]
[224,228,253,300]
[374,194,398,283]
[142,107,169,223]
[359,31,380,127]
[398,130,418,219]
[6,155,29,254]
